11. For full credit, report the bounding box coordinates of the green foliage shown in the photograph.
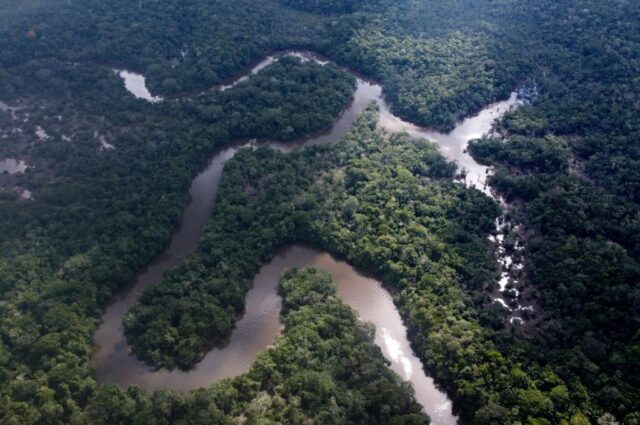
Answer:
[465,2,640,422]
[331,29,512,131]
[280,0,370,14]
[124,108,499,373]
[87,269,430,424]
[0,0,520,131]
[125,108,572,424]
[470,136,570,173]
[0,53,355,422]
[1,0,640,423]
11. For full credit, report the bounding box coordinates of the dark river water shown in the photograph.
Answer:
[95,51,520,425]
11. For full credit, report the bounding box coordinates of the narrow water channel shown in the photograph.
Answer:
[95,51,522,425]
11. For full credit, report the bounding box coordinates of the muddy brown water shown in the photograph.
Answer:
[95,51,521,424]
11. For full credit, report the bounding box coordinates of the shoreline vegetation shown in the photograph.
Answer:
[0,0,639,424]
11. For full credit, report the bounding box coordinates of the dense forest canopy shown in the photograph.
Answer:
[280,0,371,14]
[87,268,430,424]
[0,0,639,424]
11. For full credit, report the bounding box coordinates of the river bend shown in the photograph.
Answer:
[95,51,522,425]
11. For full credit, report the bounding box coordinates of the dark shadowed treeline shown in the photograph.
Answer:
[0,0,639,424]
[0,56,356,423]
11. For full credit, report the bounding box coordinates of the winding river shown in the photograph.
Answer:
[95,51,522,425]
